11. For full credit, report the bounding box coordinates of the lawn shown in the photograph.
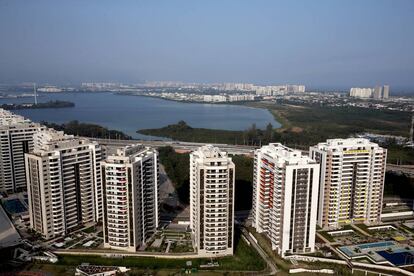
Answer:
[245,226,291,272]
[317,231,336,242]
[354,224,372,234]
[56,230,266,272]
[399,224,414,234]
[82,226,96,234]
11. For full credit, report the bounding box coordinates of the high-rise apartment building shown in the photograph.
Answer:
[25,130,103,239]
[349,88,373,98]
[190,145,235,257]
[349,86,389,99]
[309,138,386,229]
[102,145,159,252]
[0,109,45,192]
[373,86,383,99]
[383,85,390,99]
[252,143,320,257]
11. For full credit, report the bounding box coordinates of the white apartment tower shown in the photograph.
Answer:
[25,130,103,239]
[349,88,373,98]
[190,145,235,257]
[0,109,45,192]
[252,143,320,257]
[383,85,390,99]
[309,138,387,229]
[102,145,159,252]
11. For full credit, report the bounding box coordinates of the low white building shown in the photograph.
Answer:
[228,94,255,102]
[203,95,227,102]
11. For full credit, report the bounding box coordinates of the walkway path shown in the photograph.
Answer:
[350,224,372,237]
[241,228,278,275]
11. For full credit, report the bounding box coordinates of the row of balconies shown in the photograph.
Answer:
[204,243,227,248]
[108,237,128,243]
[107,224,128,229]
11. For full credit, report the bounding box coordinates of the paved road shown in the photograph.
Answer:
[86,137,257,155]
[241,227,278,275]
[386,164,414,176]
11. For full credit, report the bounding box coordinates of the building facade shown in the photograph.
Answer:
[349,88,373,98]
[190,145,235,257]
[25,130,102,239]
[102,145,159,252]
[252,143,320,257]
[373,86,383,99]
[0,109,45,192]
[309,138,387,229]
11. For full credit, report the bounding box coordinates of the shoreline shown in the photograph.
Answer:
[116,92,285,130]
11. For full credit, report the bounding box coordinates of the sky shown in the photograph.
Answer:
[0,0,414,91]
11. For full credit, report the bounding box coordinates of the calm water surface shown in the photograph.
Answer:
[0,92,280,139]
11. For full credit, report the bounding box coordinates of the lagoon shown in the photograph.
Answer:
[0,92,280,139]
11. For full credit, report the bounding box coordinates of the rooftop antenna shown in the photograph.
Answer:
[33,83,38,105]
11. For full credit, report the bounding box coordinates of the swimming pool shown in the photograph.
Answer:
[377,251,414,266]
[358,241,395,249]
[2,198,27,214]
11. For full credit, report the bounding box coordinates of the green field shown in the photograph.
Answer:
[139,102,414,164]
[138,102,411,147]
[247,101,411,146]
[252,101,410,134]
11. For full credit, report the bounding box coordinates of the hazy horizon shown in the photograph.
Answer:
[1,0,414,91]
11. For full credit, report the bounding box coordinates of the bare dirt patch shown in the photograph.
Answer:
[290,127,303,133]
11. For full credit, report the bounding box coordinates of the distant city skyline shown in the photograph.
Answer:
[1,1,414,91]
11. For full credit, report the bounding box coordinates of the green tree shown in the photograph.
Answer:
[264,122,273,143]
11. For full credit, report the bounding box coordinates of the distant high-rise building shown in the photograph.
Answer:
[25,130,103,239]
[287,84,306,93]
[102,145,159,252]
[0,109,45,192]
[190,145,235,257]
[383,85,390,99]
[349,86,389,99]
[309,138,386,229]
[252,143,320,257]
[349,88,373,98]
[203,95,227,102]
[373,86,383,99]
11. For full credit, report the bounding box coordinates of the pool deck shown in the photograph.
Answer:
[338,240,414,266]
